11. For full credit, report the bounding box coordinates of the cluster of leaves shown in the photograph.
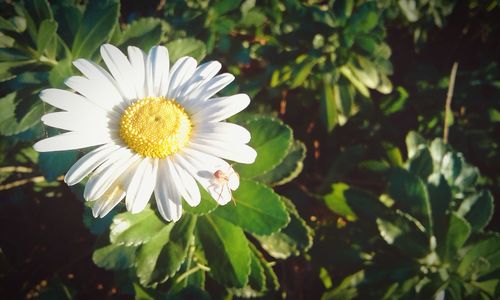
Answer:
[317,132,498,299]
[90,115,312,298]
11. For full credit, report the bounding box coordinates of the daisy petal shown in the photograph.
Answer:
[65,143,120,185]
[39,88,104,113]
[41,111,109,132]
[185,73,234,102]
[193,122,251,144]
[189,139,257,164]
[169,157,201,207]
[154,159,183,221]
[146,46,170,97]
[178,60,221,101]
[167,56,197,100]
[65,76,121,111]
[127,46,147,99]
[34,132,112,152]
[100,44,137,101]
[126,158,157,214]
[92,184,126,218]
[191,94,250,123]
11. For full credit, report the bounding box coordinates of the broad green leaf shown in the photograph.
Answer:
[0,93,44,136]
[324,182,357,221]
[0,48,30,61]
[110,207,167,246]
[441,152,464,185]
[72,0,119,59]
[213,179,289,235]
[376,213,430,258]
[166,38,207,63]
[231,250,266,298]
[52,1,83,46]
[249,243,279,292]
[118,18,163,51]
[36,19,57,54]
[135,214,196,286]
[183,185,218,215]
[257,197,313,259]
[340,66,369,97]
[405,131,427,159]
[407,147,433,180]
[427,174,451,241]
[457,191,494,232]
[290,55,318,89]
[320,75,338,132]
[93,239,137,270]
[383,143,404,167]
[235,117,292,178]
[429,138,449,171]
[197,215,251,288]
[351,56,379,89]
[48,57,73,88]
[457,235,500,277]
[255,140,306,186]
[335,83,354,126]
[455,164,479,190]
[39,151,78,181]
[387,168,432,231]
[440,213,470,262]
[348,3,379,33]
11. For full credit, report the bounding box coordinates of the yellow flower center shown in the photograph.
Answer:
[119,97,192,158]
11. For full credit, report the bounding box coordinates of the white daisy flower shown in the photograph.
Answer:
[34,44,257,222]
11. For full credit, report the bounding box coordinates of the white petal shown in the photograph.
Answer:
[127,46,147,99]
[84,150,138,201]
[34,131,112,152]
[100,44,137,101]
[65,76,122,111]
[92,184,126,218]
[177,60,221,101]
[65,143,121,185]
[228,172,240,190]
[193,122,251,144]
[191,94,250,123]
[167,56,197,100]
[184,73,234,103]
[73,59,124,107]
[154,159,183,222]
[169,157,201,207]
[145,46,170,97]
[41,111,110,132]
[39,88,104,113]
[189,138,257,164]
[125,158,157,214]
[175,149,233,205]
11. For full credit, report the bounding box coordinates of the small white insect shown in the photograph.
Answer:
[208,166,239,205]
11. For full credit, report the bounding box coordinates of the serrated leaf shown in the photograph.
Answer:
[440,212,470,262]
[0,93,43,136]
[249,243,279,292]
[324,182,357,221]
[166,38,207,63]
[197,215,251,288]
[118,18,163,50]
[255,140,306,186]
[110,207,167,246]
[457,235,500,277]
[235,117,292,178]
[36,19,57,54]
[257,197,313,259]
[135,214,196,286]
[72,0,119,59]
[93,239,137,271]
[387,168,432,232]
[457,190,494,232]
[213,179,289,235]
[231,250,266,298]
[39,151,78,181]
[183,186,218,215]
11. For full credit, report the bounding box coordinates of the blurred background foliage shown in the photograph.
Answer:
[0,0,499,299]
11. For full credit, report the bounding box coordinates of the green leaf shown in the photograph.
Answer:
[440,212,470,262]
[407,147,433,180]
[405,131,427,159]
[36,19,57,54]
[168,286,211,300]
[457,235,500,277]
[49,57,73,88]
[348,3,379,33]
[255,140,306,186]
[290,55,318,89]
[197,215,251,288]
[166,38,207,63]
[441,152,464,185]
[118,18,163,51]
[257,197,313,259]
[429,138,449,171]
[427,174,451,240]
[324,182,357,221]
[249,243,279,292]
[235,117,292,178]
[110,207,167,246]
[213,179,289,235]
[231,250,266,298]
[387,168,432,232]
[93,239,137,271]
[24,0,53,25]
[72,0,119,59]
[183,186,218,215]
[39,151,78,181]
[135,214,196,286]
[457,190,494,232]
[0,93,43,136]
[320,75,338,132]
[350,56,379,89]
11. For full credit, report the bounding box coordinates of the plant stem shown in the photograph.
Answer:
[443,62,459,143]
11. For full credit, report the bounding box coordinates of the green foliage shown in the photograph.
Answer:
[318,132,499,299]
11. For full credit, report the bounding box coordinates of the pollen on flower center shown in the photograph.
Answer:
[119,97,192,158]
